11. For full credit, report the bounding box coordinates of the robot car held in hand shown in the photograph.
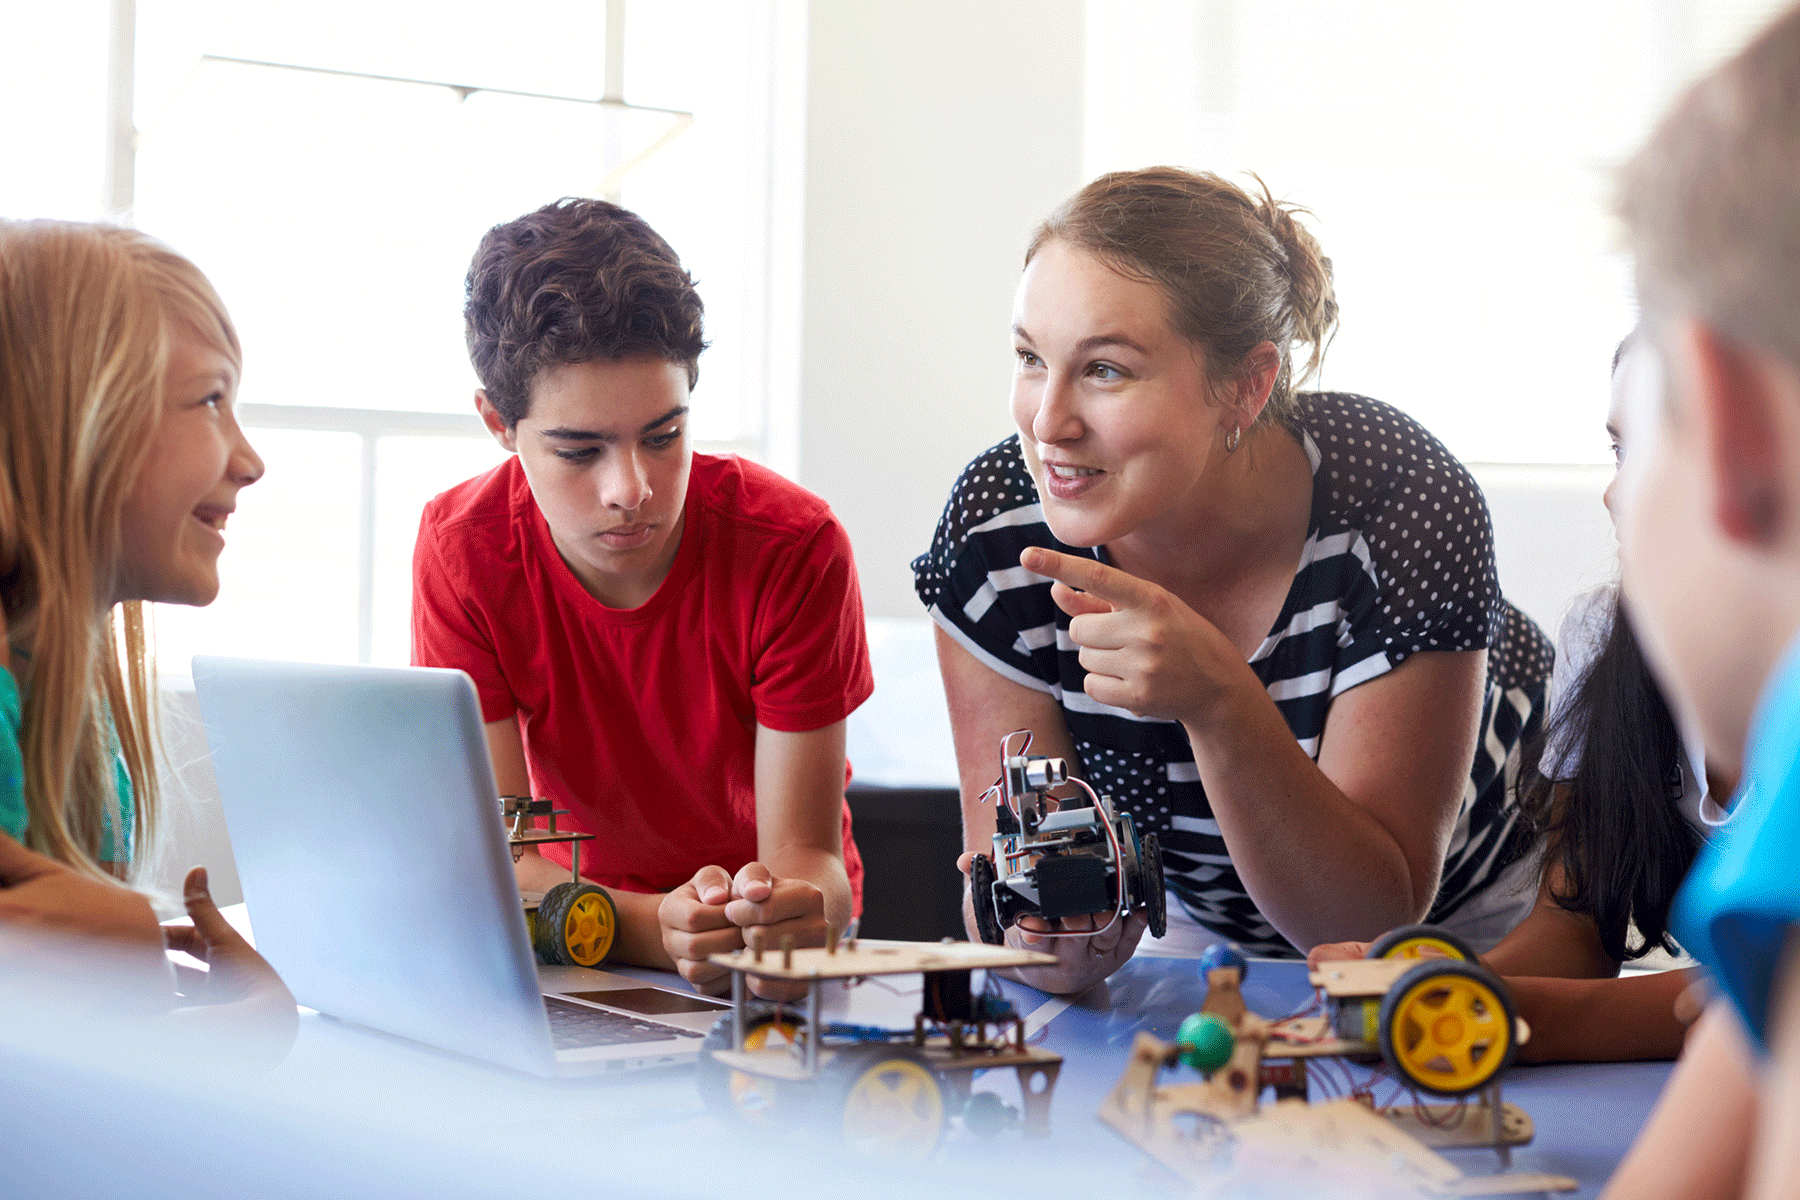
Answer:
[968,731,1167,945]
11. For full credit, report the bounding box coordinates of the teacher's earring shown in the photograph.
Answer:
[1225,424,1242,453]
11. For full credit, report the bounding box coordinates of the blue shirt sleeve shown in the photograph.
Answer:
[1672,632,1800,1052]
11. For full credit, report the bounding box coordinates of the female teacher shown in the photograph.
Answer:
[913,167,1551,995]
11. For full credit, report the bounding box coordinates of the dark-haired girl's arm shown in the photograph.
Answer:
[1508,969,1698,1063]
[1482,854,1620,979]
[1482,849,1697,1062]
[1311,857,1700,1062]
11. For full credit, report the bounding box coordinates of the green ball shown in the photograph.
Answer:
[1176,1012,1235,1073]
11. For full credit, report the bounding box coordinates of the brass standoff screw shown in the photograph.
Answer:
[752,929,764,963]
[781,934,794,970]
[827,924,840,955]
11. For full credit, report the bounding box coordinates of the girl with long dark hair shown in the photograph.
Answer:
[1313,339,1737,1063]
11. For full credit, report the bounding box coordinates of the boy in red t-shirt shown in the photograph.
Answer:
[412,198,873,994]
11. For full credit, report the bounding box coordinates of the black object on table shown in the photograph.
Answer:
[846,785,965,942]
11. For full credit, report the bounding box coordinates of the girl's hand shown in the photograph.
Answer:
[1020,547,1252,729]
[162,866,298,1056]
[957,850,1147,996]
[162,867,293,1009]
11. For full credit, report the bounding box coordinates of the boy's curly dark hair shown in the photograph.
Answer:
[464,198,706,427]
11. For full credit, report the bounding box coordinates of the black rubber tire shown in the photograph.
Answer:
[1376,959,1517,1097]
[818,1043,947,1159]
[1115,812,1142,904]
[697,1007,808,1131]
[1140,831,1167,939]
[1366,923,1478,963]
[532,882,615,967]
[961,1090,1014,1139]
[969,853,1004,945]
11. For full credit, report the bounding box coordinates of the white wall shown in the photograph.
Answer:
[795,0,1087,620]
[786,4,1619,785]
[143,680,242,913]
[1471,464,1619,642]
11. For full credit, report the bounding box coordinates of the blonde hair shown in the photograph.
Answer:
[1621,5,1800,368]
[0,220,240,878]
[1026,167,1339,427]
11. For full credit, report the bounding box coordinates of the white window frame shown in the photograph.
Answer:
[105,0,779,662]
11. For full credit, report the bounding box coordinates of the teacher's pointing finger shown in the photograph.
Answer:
[1020,546,1152,612]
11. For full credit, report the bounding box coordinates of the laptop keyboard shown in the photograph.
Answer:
[543,996,703,1050]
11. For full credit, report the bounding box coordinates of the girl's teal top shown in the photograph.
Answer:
[0,667,134,864]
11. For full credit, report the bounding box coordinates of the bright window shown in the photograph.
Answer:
[1084,0,1793,466]
[2,0,784,669]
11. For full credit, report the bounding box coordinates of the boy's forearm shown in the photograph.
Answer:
[1603,1003,1753,1200]
[600,886,676,971]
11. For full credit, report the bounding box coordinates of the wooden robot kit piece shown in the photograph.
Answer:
[968,732,1166,945]
[1099,929,1579,1197]
[500,795,616,968]
[700,937,1065,1159]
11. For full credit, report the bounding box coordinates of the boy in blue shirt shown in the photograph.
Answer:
[1604,6,1800,1198]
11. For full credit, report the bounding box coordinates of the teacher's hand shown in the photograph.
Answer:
[957,850,1147,996]
[1020,546,1250,727]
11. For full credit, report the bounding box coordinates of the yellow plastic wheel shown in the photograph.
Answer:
[562,889,615,966]
[829,1048,946,1159]
[1367,923,1477,963]
[730,1018,803,1124]
[532,883,616,967]
[698,1009,807,1131]
[1378,960,1516,1096]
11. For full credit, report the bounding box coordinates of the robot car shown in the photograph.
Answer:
[698,935,1065,1159]
[967,731,1166,945]
[499,795,617,968]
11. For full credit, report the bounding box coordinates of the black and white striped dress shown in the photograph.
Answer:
[912,392,1552,956]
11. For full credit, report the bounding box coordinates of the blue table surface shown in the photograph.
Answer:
[0,950,1668,1199]
[256,952,1656,1197]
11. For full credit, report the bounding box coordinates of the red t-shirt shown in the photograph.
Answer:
[412,453,873,907]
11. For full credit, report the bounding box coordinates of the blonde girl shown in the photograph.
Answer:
[0,219,289,1034]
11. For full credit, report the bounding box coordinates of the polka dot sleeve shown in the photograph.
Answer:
[1303,393,1502,670]
[910,437,1067,694]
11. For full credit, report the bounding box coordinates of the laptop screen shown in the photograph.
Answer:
[567,988,730,1016]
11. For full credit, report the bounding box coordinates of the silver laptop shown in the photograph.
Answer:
[191,656,729,1077]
